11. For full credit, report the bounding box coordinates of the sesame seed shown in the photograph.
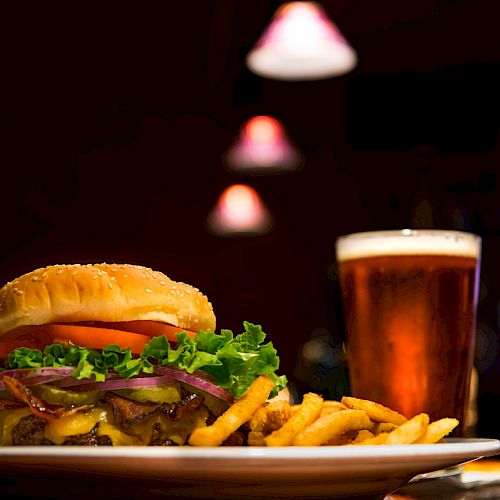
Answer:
[145,288,153,293]
[31,276,41,282]
[56,269,64,275]
[159,281,166,286]
[108,282,113,289]
[41,272,47,279]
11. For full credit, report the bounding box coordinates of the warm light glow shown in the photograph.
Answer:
[246,1,357,80]
[245,116,280,144]
[272,2,336,55]
[224,115,302,173]
[221,184,259,224]
[207,184,272,236]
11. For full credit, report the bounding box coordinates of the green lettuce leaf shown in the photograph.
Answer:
[2,322,287,398]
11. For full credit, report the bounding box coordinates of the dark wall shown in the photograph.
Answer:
[2,1,500,437]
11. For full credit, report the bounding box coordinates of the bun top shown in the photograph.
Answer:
[0,263,216,335]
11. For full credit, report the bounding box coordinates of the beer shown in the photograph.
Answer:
[335,230,481,436]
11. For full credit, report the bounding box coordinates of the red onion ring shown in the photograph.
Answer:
[0,367,74,391]
[154,366,235,404]
[51,372,120,388]
[62,374,177,392]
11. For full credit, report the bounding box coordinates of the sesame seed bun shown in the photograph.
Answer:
[0,263,216,335]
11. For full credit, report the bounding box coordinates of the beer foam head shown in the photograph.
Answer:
[336,229,481,262]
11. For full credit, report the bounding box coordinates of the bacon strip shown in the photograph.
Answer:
[1,375,93,420]
[105,392,160,427]
[0,400,26,410]
[105,391,205,428]
[172,392,205,420]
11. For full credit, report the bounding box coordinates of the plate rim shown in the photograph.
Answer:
[0,437,499,460]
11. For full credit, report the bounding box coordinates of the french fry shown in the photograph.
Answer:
[319,400,347,417]
[351,429,375,444]
[341,396,407,425]
[188,375,274,447]
[265,400,292,431]
[385,413,429,445]
[247,431,265,446]
[326,429,360,446]
[356,432,390,445]
[248,406,268,432]
[248,400,292,434]
[413,418,459,444]
[264,393,323,447]
[292,400,346,417]
[371,422,398,435]
[293,409,371,446]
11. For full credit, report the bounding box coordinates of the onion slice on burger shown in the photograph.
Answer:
[0,367,74,391]
[62,375,178,392]
[154,366,235,404]
[51,372,121,388]
[61,368,235,404]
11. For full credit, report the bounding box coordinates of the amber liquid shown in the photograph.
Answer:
[338,254,479,436]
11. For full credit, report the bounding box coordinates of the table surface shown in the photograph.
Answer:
[386,459,500,499]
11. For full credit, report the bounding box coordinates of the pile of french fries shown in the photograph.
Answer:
[188,375,459,447]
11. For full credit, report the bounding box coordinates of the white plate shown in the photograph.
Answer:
[0,438,499,499]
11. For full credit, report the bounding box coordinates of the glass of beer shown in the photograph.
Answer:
[335,229,481,436]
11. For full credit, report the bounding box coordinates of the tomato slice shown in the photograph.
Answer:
[1,324,152,355]
[102,321,197,341]
[0,321,198,360]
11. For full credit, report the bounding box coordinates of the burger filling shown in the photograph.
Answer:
[1,380,213,446]
[0,321,287,446]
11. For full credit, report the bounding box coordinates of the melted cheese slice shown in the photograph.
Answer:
[44,408,110,444]
[0,404,209,446]
[0,407,143,445]
[0,408,31,445]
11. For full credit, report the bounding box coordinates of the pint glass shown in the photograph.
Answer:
[335,229,481,436]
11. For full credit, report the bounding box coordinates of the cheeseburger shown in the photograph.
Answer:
[0,263,286,446]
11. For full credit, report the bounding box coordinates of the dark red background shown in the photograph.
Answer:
[2,1,500,437]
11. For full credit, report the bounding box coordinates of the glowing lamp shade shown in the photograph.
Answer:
[225,115,301,173]
[246,1,357,81]
[207,184,272,236]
